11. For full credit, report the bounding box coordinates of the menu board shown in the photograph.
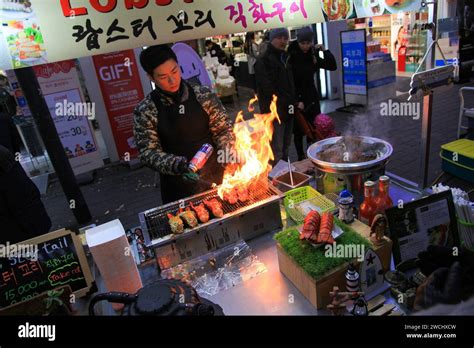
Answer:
[0,229,93,309]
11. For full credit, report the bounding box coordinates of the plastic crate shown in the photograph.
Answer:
[440,139,474,183]
[283,186,336,224]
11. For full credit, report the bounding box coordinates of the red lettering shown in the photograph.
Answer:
[155,0,193,4]
[60,0,88,17]
[125,0,149,9]
[90,0,118,13]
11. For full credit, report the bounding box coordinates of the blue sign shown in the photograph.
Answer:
[341,30,367,96]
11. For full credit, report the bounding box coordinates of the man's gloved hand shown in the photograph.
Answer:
[183,172,200,183]
[414,262,463,310]
[175,158,200,183]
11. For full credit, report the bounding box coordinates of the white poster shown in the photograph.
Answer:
[34,60,103,176]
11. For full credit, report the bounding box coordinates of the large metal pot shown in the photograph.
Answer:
[307,136,393,205]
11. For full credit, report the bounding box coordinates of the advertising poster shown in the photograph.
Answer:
[33,60,103,176]
[93,50,145,160]
[0,0,47,70]
[341,29,367,95]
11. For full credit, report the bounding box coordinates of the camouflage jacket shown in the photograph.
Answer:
[133,82,234,175]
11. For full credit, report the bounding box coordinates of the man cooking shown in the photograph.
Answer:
[134,45,235,204]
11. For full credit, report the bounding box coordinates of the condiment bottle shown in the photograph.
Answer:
[374,175,393,215]
[359,181,376,225]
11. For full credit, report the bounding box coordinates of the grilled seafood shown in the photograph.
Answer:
[203,199,224,218]
[190,202,210,223]
[317,212,335,244]
[167,213,184,234]
[179,208,198,228]
[223,190,239,205]
[300,210,321,241]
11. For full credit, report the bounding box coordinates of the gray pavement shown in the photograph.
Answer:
[41,79,474,232]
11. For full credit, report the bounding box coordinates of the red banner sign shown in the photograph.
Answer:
[93,50,145,160]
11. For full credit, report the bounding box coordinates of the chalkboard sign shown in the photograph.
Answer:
[0,229,93,309]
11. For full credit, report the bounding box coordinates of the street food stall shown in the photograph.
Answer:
[0,2,473,344]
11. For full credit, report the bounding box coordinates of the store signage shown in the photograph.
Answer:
[0,229,93,309]
[0,0,422,71]
[408,65,455,99]
[32,60,104,176]
[341,29,367,96]
[0,0,322,70]
[93,50,145,160]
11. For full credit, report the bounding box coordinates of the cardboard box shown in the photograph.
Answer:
[276,219,392,309]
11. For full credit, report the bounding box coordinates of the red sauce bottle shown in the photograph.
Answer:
[374,175,393,215]
[359,180,376,225]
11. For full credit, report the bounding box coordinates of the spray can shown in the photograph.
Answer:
[188,143,214,172]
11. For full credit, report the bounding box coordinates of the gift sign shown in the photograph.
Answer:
[93,50,145,160]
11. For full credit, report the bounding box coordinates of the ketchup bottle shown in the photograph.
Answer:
[374,175,393,215]
[359,181,376,225]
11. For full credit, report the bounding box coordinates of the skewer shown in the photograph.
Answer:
[288,157,294,187]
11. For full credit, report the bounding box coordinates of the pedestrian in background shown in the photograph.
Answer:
[244,31,260,92]
[255,27,296,164]
[288,26,337,160]
[205,40,228,66]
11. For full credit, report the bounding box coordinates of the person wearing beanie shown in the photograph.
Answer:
[134,45,235,204]
[255,27,297,164]
[288,26,337,160]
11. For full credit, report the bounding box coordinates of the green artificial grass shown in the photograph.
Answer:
[274,218,372,279]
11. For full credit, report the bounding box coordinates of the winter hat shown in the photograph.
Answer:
[269,28,289,41]
[297,26,314,43]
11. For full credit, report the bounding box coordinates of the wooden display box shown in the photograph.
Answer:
[276,219,392,309]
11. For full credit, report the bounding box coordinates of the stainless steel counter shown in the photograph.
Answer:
[84,173,427,315]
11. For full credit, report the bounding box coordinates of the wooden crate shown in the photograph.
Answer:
[276,219,392,309]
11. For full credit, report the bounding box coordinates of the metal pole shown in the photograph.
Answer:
[419,0,438,188]
[420,91,433,189]
[14,67,92,225]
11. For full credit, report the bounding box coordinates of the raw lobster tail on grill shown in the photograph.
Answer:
[179,208,198,228]
[317,213,335,244]
[203,199,224,218]
[190,202,210,223]
[300,210,321,241]
[167,213,184,234]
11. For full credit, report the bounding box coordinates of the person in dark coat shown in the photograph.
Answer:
[205,40,228,66]
[0,144,51,244]
[255,28,297,164]
[288,26,337,160]
[0,84,22,155]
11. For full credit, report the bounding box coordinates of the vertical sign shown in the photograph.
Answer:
[33,60,103,176]
[93,50,145,160]
[341,29,367,96]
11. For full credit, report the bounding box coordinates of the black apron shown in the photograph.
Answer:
[151,86,224,204]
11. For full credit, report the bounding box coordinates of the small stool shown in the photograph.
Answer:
[457,87,474,139]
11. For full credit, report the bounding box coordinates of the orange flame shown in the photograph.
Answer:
[218,95,280,202]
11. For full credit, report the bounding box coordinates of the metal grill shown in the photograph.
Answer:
[139,183,281,243]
